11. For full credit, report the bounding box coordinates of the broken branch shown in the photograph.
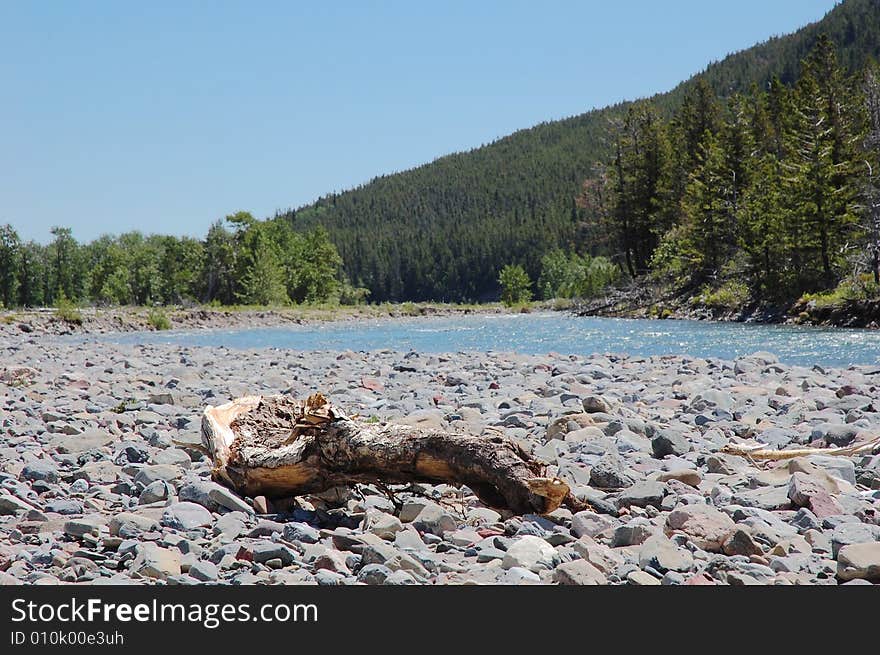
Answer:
[202,394,569,516]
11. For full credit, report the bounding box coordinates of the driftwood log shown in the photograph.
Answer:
[202,393,570,515]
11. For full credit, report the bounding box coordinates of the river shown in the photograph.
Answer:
[80,313,880,368]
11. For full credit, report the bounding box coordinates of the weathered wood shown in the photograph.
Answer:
[721,435,880,461]
[202,394,569,515]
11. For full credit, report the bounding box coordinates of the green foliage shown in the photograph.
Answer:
[147,307,172,330]
[234,219,289,306]
[338,278,371,305]
[591,28,877,311]
[539,249,619,299]
[54,292,83,324]
[0,225,21,309]
[691,281,751,311]
[498,264,533,306]
[0,210,345,310]
[798,273,880,307]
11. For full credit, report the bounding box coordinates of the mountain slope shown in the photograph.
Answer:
[285,0,880,302]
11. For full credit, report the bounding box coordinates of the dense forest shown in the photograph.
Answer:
[284,0,880,303]
[3,0,880,310]
[0,214,357,309]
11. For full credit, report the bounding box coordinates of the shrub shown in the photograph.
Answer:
[693,281,750,311]
[798,275,880,308]
[147,307,171,330]
[498,264,533,306]
[54,293,83,324]
[539,250,619,299]
[338,281,371,306]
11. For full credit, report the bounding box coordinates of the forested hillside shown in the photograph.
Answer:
[286,0,880,302]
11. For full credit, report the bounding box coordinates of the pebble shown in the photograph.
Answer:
[0,323,877,586]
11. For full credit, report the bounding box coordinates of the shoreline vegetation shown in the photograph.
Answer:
[1,292,877,341]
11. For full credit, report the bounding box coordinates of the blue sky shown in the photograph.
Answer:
[0,0,838,244]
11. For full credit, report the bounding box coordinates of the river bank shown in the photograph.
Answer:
[574,283,880,329]
[1,333,878,585]
[0,302,532,339]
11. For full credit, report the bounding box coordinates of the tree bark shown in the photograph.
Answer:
[202,394,570,516]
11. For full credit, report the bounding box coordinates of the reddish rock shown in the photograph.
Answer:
[685,573,716,585]
[788,472,844,518]
[666,505,736,552]
[361,377,384,392]
[807,491,845,519]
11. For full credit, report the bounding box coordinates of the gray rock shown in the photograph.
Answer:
[282,522,321,544]
[552,559,607,585]
[162,502,214,530]
[652,430,691,458]
[364,509,403,540]
[131,543,181,580]
[410,502,457,536]
[617,481,667,509]
[21,460,59,483]
[666,505,735,552]
[251,543,296,566]
[589,452,634,489]
[807,456,857,485]
[811,423,859,447]
[638,534,694,573]
[134,465,183,487]
[383,570,417,585]
[138,480,173,504]
[63,515,106,539]
[360,541,428,576]
[501,536,560,573]
[830,523,880,558]
[790,507,822,533]
[611,518,656,547]
[357,564,393,585]
[50,428,115,454]
[109,512,159,537]
[837,542,880,581]
[214,513,248,539]
[208,486,255,514]
[571,511,615,538]
[188,560,219,582]
[44,499,83,515]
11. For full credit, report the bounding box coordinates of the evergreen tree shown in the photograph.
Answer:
[0,225,21,308]
[681,130,737,278]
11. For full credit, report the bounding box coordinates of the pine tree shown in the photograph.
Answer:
[862,60,880,284]
[783,36,861,289]
[681,130,736,278]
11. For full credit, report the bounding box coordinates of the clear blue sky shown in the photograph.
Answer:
[0,0,839,244]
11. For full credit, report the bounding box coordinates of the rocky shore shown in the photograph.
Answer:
[1,331,879,585]
[0,303,517,339]
[575,284,880,329]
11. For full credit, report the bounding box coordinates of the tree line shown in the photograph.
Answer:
[283,0,880,303]
[0,213,357,308]
[584,34,880,306]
